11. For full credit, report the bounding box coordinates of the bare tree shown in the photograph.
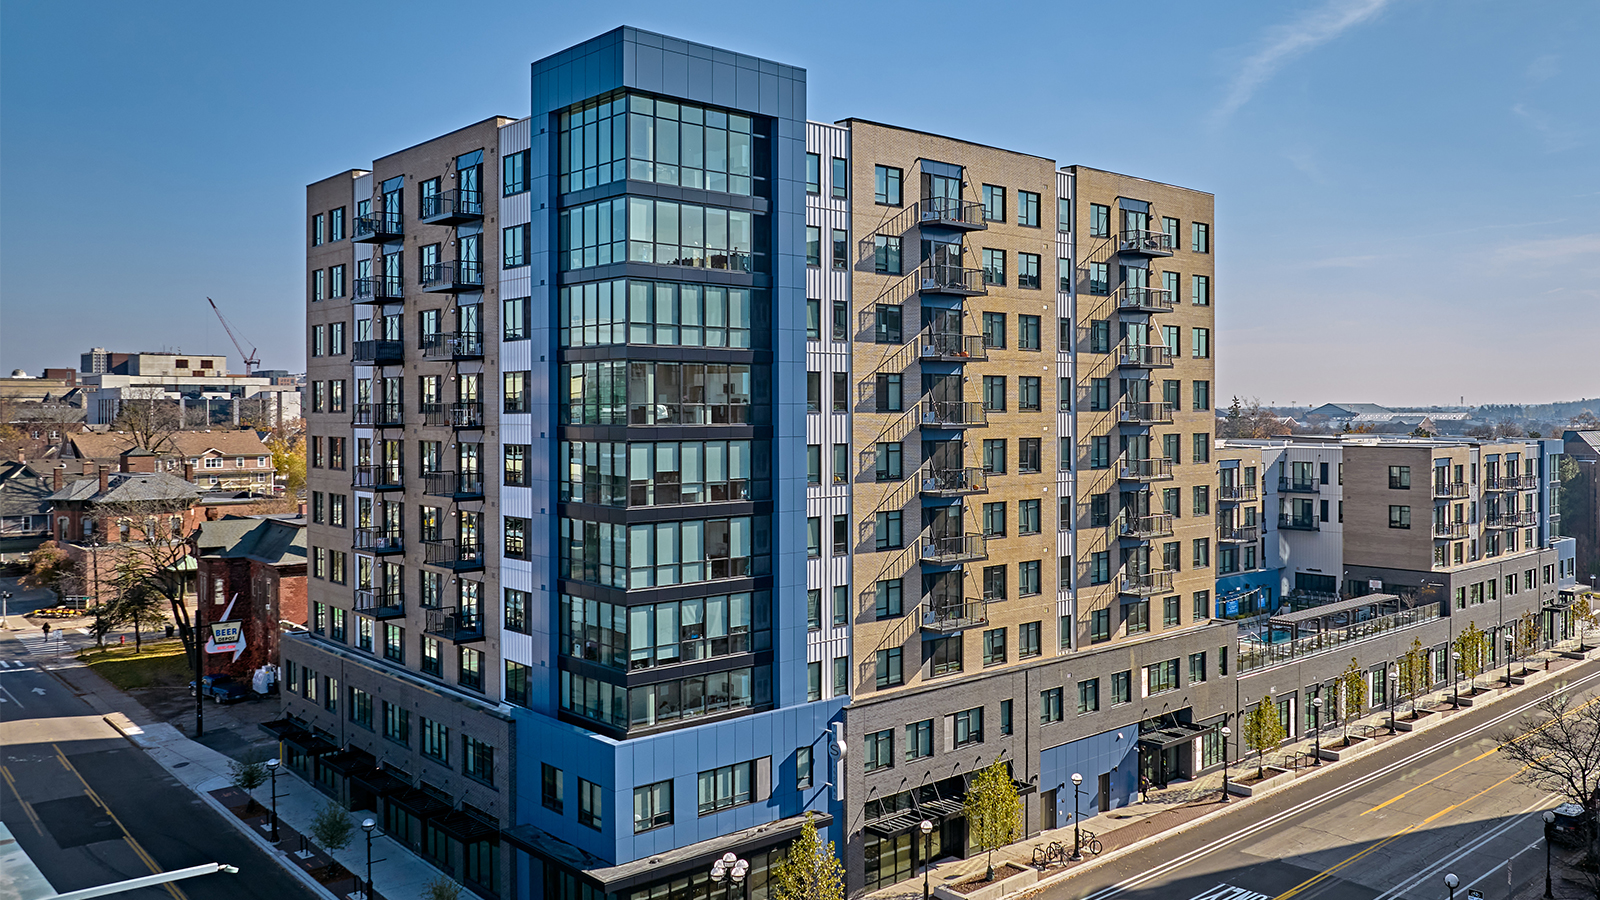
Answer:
[112,386,182,454]
[1499,694,1600,890]
[1219,397,1292,439]
[89,496,200,659]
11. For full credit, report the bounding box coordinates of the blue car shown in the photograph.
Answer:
[189,674,250,704]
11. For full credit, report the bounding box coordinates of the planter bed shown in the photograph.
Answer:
[1394,709,1441,733]
[936,863,1037,900]
[1317,736,1377,762]
[1227,765,1293,797]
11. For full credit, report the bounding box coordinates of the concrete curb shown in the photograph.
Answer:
[193,785,349,900]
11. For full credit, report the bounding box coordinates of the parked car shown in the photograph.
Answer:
[1547,802,1593,848]
[189,674,250,704]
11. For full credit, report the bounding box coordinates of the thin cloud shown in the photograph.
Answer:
[1491,233,1600,264]
[1213,0,1393,124]
[1511,103,1582,152]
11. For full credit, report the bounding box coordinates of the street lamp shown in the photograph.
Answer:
[919,819,933,900]
[1451,651,1462,708]
[265,758,280,843]
[2,589,12,629]
[1443,872,1458,900]
[1070,773,1084,860]
[360,818,378,900]
[1388,665,1398,735]
[1311,698,1323,765]
[1220,726,1232,802]
[711,851,748,900]
[1543,809,1556,898]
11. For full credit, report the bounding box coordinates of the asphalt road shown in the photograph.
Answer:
[1039,659,1600,900]
[0,630,318,900]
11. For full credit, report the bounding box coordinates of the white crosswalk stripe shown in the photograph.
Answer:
[11,632,67,657]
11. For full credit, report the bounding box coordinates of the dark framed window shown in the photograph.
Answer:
[983,376,1006,412]
[1019,314,1041,350]
[1111,670,1132,705]
[1018,190,1040,227]
[874,165,902,205]
[864,730,893,772]
[982,248,1005,285]
[1089,203,1110,237]
[832,229,849,270]
[1020,621,1042,659]
[831,157,848,199]
[930,636,962,676]
[1041,686,1063,723]
[1019,377,1041,411]
[906,720,933,760]
[578,778,602,829]
[1078,679,1100,713]
[633,780,673,832]
[982,184,1005,222]
[542,763,563,812]
[1018,252,1041,289]
[982,628,1006,666]
[1090,608,1111,642]
[697,762,756,814]
[876,648,903,688]
[805,226,820,266]
[1018,438,1041,473]
[503,149,529,195]
[805,153,820,194]
[954,707,984,746]
[503,223,529,268]
[873,236,902,274]
[982,311,1006,348]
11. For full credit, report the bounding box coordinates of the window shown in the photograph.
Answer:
[1019,376,1041,411]
[833,372,849,411]
[503,371,529,413]
[1193,434,1211,463]
[459,646,484,691]
[1389,466,1411,489]
[1192,327,1211,358]
[1194,485,1211,515]
[503,223,529,268]
[579,778,603,830]
[1164,595,1181,628]
[1190,652,1207,683]
[906,720,933,760]
[873,235,902,274]
[1192,274,1211,306]
[1018,190,1040,227]
[808,516,822,557]
[503,149,529,195]
[1390,505,1412,529]
[982,248,1006,286]
[1089,319,1111,353]
[1090,203,1110,237]
[1020,559,1041,595]
[983,312,1006,348]
[832,229,849,270]
[954,707,984,746]
[504,516,529,560]
[864,730,894,772]
[1019,315,1041,350]
[1019,621,1042,659]
[383,623,404,662]
[1058,196,1073,232]
[1089,606,1112,643]
[350,687,373,729]
[931,635,963,676]
[1019,438,1041,473]
[797,746,814,788]
[876,648,903,688]
[1020,501,1042,535]
[1039,686,1065,724]
[807,444,821,485]
[1058,258,1073,293]
[874,579,903,618]
[330,207,345,241]
[808,661,822,701]
[806,298,821,341]
[1086,436,1109,470]
[875,304,902,343]
[805,153,820,193]
[876,442,903,481]
[983,184,1005,222]
[875,511,903,551]
[1077,679,1100,714]
[1090,378,1110,412]
[1111,670,1132,705]
[875,165,902,205]
[831,157,848,199]
[312,212,324,246]
[806,589,822,630]
[505,588,530,635]
[1192,221,1211,253]
[833,444,849,484]
[1146,659,1179,695]
[504,444,528,487]
[312,325,325,357]
[330,264,345,298]
[463,735,495,783]
[876,373,902,412]
[1018,253,1041,289]
[329,321,345,354]
[982,502,1007,537]
[1090,551,1110,586]
[982,628,1007,666]
[805,226,820,266]
[698,762,756,814]
[421,637,442,676]
[983,376,1006,412]
[983,565,1007,602]
[808,372,822,411]
[833,514,848,555]
[1162,216,1179,248]
[634,781,673,832]
[541,764,563,812]
[421,717,449,762]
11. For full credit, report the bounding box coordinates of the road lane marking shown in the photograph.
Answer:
[0,764,43,835]
[52,744,188,900]
[1371,792,1559,900]
[1078,666,1600,900]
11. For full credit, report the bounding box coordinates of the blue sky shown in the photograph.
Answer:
[2,0,1595,406]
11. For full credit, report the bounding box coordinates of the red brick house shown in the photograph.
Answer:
[194,516,307,680]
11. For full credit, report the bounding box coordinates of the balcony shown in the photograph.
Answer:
[353,213,403,244]
[919,400,988,430]
[1502,474,1535,491]
[421,260,484,293]
[1486,511,1536,529]
[421,331,485,361]
[353,587,405,620]
[424,606,485,643]
[1113,284,1176,314]
[422,470,484,500]
[1117,342,1174,369]
[352,464,403,491]
[419,189,483,226]
[422,401,484,430]
[1117,456,1174,482]
[1116,228,1175,257]
[1220,484,1259,502]
[1119,513,1175,539]
[351,403,403,428]
[1434,521,1469,539]
[1432,481,1469,499]
[921,600,988,634]
[919,533,989,566]
[918,198,987,231]
[353,527,404,555]
[422,539,484,571]
[1218,523,1260,543]
[1279,513,1320,532]
[920,467,988,498]
[1279,477,1319,493]
[1118,400,1174,426]
[1120,569,1175,596]
[353,276,403,304]
[352,339,403,365]
[918,263,987,297]
[919,333,987,363]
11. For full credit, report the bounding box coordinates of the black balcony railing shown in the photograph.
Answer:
[1117,228,1176,256]
[424,606,485,643]
[921,600,988,633]
[1279,477,1319,493]
[918,198,987,231]
[422,539,484,571]
[1117,342,1174,368]
[421,331,484,360]
[352,403,404,427]
[353,213,403,243]
[421,260,484,293]
[1120,570,1175,596]
[352,339,404,364]
[1119,513,1175,539]
[920,533,989,566]
[353,464,404,491]
[419,189,484,225]
[1434,521,1469,539]
[919,400,988,430]
[1118,456,1174,482]
[1432,481,1470,499]
[1219,484,1260,502]
[1279,513,1321,531]
[422,401,484,429]
[353,527,404,554]
[919,263,987,296]
[422,470,484,499]
[920,333,987,362]
[921,467,988,497]
[1113,284,1176,313]
[353,276,404,303]
[353,587,405,620]
[1218,523,1260,543]
[1118,400,1174,425]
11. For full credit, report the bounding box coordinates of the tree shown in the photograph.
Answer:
[1572,410,1600,430]
[309,801,355,877]
[1453,622,1488,692]
[1217,397,1291,439]
[1243,693,1286,777]
[23,541,76,594]
[1514,610,1541,675]
[771,812,845,900]
[421,879,464,900]
[111,386,182,454]
[1573,592,1598,651]
[963,758,1021,881]
[1339,657,1366,743]
[228,751,269,814]
[87,497,200,661]
[1500,694,1600,888]
[1397,638,1428,717]
[267,432,307,494]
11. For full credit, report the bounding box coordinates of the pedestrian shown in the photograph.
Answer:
[42,622,51,639]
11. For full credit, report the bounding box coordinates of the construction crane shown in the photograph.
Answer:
[206,297,260,376]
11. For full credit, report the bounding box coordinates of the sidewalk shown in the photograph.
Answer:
[866,643,1598,900]
[23,625,454,900]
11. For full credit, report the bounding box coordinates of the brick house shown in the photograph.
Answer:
[67,430,277,491]
[195,516,308,680]
[46,458,204,604]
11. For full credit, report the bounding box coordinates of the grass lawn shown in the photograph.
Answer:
[79,639,192,690]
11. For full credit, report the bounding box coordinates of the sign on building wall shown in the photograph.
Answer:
[210,620,243,652]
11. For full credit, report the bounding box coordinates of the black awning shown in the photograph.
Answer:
[433,809,499,844]
[258,718,300,740]
[349,765,409,798]
[1138,724,1208,751]
[282,729,337,757]
[319,747,377,776]
[863,797,967,837]
[389,786,451,819]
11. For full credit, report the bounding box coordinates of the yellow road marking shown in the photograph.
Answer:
[0,764,43,835]
[53,744,187,900]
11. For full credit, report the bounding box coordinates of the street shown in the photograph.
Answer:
[1040,659,1600,900]
[0,628,318,900]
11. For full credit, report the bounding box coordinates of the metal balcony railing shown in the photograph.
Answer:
[1117,456,1174,482]
[921,600,989,633]
[918,198,987,231]
[353,587,405,619]
[1113,284,1176,314]
[422,401,484,429]
[919,533,989,566]
[919,333,987,362]
[419,189,483,225]
[421,331,484,360]
[1434,521,1469,539]
[1279,513,1321,531]
[424,606,485,643]
[920,467,988,498]
[422,539,484,571]
[353,464,404,491]
[1432,481,1469,499]
[353,276,403,303]
[1117,228,1176,256]
[421,260,484,293]
[918,263,987,296]
[1219,484,1259,502]
[919,400,988,430]
[422,470,483,499]
[1279,476,1319,493]
[352,339,403,364]
[353,527,404,554]
[1218,523,1260,543]
[1120,570,1175,596]
[352,403,403,427]
[1118,400,1174,426]
[353,213,403,243]
[1117,342,1174,368]
[1119,513,1175,539]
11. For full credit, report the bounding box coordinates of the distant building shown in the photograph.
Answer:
[81,349,231,378]
[0,460,54,556]
[1562,430,1600,583]
[1307,402,1393,419]
[45,462,205,604]
[195,516,307,681]
[65,430,278,490]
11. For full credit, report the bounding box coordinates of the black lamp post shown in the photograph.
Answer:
[1388,666,1398,735]
[1543,809,1556,898]
[1070,773,1084,860]
[1220,726,1232,802]
[1451,651,1461,709]
[266,758,280,842]
[1311,698,1323,765]
[361,818,376,900]
[920,819,933,900]
[711,851,748,900]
